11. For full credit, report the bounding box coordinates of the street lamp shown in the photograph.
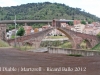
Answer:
[13,15,17,47]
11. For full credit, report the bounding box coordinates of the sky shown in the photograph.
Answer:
[0,0,100,18]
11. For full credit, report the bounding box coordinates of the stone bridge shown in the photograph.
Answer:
[7,27,99,49]
[0,19,99,49]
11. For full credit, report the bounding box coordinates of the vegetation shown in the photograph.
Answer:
[0,2,100,22]
[15,45,34,51]
[41,39,89,49]
[0,40,9,47]
[81,20,86,25]
[68,21,74,26]
[6,24,20,31]
[40,40,63,47]
[17,26,25,36]
[40,40,72,48]
[92,43,100,51]
[96,32,100,38]
[59,42,72,48]
[11,35,15,39]
[67,54,82,57]
[80,40,87,49]
[88,20,92,24]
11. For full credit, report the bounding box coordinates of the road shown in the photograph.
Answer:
[0,48,100,75]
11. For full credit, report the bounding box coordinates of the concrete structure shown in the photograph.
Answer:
[0,20,73,24]
[48,47,100,56]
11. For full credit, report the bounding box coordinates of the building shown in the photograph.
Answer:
[6,29,18,39]
[74,24,85,33]
[23,26,33,35]
[61,23,68,27]
[73,20,81,25]
[83,25,100,35]
[42,25,51,30]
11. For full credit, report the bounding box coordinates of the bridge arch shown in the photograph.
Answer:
[56,28,76,49]
[84,39,92,48]
[36,27,76,49]
[80,39,92,49]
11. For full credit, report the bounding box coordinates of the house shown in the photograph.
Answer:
[61,23,68,27]
[34,28,39,33]
[74,24,85,33]
[83,27,94,35]
[83,25,100,35]
[49,29,65,36]
[73,20,81,25]
[23,26,33,35]
[42,25,51,30]
[38,28,42,31]
[6,29,18,39]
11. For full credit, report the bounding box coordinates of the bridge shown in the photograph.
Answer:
[0,20,73,24]
[4,19,99,49]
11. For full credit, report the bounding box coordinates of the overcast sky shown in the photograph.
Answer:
[0,0,100,18]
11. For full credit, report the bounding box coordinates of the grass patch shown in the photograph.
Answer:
[80,42,87,49]
[47,35,67,39]
[59,42,72,48]
[92,43,100,51]
[68,54,83,57]
[0,40,10,47]
[15,46,35,51]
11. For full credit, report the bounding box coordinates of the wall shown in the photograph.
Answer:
[48,47,100,56]
[0,24,6,41]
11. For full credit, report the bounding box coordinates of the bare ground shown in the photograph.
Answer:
[0,48,100,75]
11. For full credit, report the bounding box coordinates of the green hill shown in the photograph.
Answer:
[0,2,100,22]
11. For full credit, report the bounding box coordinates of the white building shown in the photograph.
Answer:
[74,24,85,33]
[6,29,18,39]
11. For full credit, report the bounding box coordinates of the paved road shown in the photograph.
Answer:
[0,48,100,75]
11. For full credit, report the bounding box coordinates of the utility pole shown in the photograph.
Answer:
[14,15,17,47]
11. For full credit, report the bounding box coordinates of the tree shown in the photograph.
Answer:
[88,20,92,24]
[81,20,86,25]
[68,21,73,26]
[17,27,25,36]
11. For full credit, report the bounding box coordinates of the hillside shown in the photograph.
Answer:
[0,2,100,22]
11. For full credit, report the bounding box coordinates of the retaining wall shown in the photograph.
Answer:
[48,47,100,56]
